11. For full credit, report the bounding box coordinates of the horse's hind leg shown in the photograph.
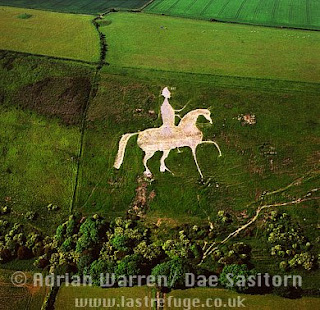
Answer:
[143,150,155,177]
[191,147,204,179]
[160,150,173,175]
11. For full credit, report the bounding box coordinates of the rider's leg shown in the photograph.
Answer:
[200,140,222,157]
[143,150,155,177]
[160,150,173,174]
[191,147,203,179]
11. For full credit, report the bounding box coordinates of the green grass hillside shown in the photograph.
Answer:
[101,12,320,83]
[0,6,99,62]
[76,67,319,225]
[0,52,95,234]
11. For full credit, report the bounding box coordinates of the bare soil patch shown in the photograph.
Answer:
[16,76,91,124]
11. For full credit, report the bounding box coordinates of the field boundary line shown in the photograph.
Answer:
[108,65,320,92]
[70,13,109,212]
[0,49,97,66]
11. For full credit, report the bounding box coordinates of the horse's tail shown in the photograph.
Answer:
[114,132,139,169]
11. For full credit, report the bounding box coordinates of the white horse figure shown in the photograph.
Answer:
[114,108,222,179]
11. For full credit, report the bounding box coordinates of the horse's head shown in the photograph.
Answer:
[199,109,213,124]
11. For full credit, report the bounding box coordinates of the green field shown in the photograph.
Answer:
[0,0,150,14]
[101,12,320,83]
[145,0,320,30]
[167,288,320,309]
[55,285,153,309]
[0,6,99,62]
[75,66,319,225]
[0,52,95,234]
[54,285,320,309]
[0,270,48,310]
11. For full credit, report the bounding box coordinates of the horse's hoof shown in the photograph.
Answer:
[144,171,152,178]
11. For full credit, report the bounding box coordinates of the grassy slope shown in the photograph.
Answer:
[55,285,320,309]
[167,288,320,309]
[55,285,153,309]
[145,0,320,30]
[101,12,320,83]
[0,269,48,310]
[0,52,95,234]
[0,6,99,62]
[0,0,150,14]
[76,68,319,225]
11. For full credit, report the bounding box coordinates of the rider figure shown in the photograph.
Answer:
[161,87,175,129]
[160,87,186,136]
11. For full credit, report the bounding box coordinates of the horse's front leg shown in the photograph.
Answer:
[201,140,222,157]
[160,150,174,175]
[143,150,155,177]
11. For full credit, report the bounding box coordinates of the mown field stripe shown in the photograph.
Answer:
[200,0,216,16]
[218,0,232,16]
[166,0,182,13]
[271,0,280,23]
[148,0,165,10]
[253,0,264,19]
[235,0,249,19]
[186,0,199,12]
[306,0,311,25]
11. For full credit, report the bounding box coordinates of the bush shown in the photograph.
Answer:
[151,258,192,289]
[25,211,38,221]
[115,254,141,281]
[17,246,32,260]
[111,235,130,252]
[35,257,49,269]
[0,248,11,263]
[17,13,32,19]
[0,206,10,215]
[77,254,94,274]
[90,260,116,286]
[47,204,59,211]
[273,285,303,299]
[219,264,256,292]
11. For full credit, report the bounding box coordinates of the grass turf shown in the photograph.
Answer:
[0,6,99,62]
[55,285,154,309]
[145,0,320,30]
[0,0,150,14]
[75,67,319,225]
[167,288,320,309]
[0,52,95,235]
[0,269,48,310]
[54,284,320,309]
[101,12,320,83]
